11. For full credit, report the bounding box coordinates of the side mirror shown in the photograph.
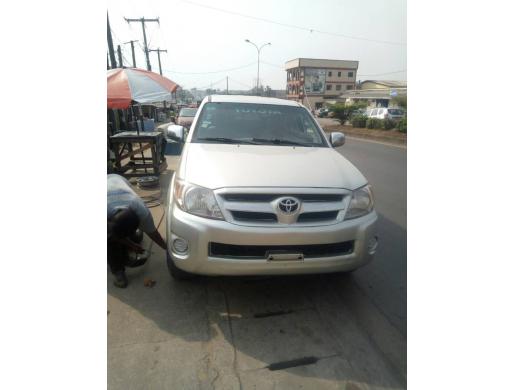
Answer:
[330,132,345,147]
[167,125,186,142]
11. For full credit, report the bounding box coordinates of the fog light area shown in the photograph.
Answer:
[172,237,189,254]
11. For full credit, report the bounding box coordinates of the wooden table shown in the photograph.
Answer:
[109,131,167,177]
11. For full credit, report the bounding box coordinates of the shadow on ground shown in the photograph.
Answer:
[108,257,405,389]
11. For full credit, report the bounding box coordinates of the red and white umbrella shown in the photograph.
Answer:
[107,68,179,109]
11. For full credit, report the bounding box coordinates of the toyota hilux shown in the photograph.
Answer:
[165,95,378,279]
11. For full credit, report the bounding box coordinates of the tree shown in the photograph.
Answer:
[391,95,407,110]
[205,88,221,95]
[176,88,194,103]
[328,102,367,124]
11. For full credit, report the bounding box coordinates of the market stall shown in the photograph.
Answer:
[107,68,179,177]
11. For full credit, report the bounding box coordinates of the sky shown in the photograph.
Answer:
[107,0,406,91]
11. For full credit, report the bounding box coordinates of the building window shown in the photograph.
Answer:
[336,84,342,91]
[328,71,332,77]
[348,71,353,77]
[346,84,353,90]
[326,84,332,91]
[337,71,341,77]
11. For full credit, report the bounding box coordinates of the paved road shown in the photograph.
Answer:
[337,138,407,336]
[107,139,407,390]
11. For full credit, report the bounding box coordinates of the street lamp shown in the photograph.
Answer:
[245,39,271,95]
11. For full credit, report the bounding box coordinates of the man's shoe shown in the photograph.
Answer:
[126,250,149,268]
[113,271,128,288]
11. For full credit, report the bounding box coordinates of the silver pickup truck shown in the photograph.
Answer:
[165,95,378,279]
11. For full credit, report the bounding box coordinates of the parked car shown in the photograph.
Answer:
[316,108,329,118]
[177,107,198,128]
[165,95,378,279]
[367,107,405,121]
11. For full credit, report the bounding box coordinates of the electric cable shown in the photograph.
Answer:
[181,0,406,46]
[163,61,256,75]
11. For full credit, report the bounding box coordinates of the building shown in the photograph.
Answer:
[339,80,407,108]
[285,58,359,110]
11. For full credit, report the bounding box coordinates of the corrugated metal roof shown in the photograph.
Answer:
[339,88,407,99]
[359,80,407,88]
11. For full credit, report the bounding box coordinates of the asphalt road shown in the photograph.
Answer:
[337,138,407,336]
[107,139,407,390]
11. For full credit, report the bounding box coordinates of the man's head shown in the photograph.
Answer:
[108,208,140,239]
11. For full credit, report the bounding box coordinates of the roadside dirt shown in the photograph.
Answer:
[323,124,407,146]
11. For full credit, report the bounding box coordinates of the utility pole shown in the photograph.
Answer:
[117,45,123,68]
[149,48,167,75]
[124,17,159,71]
[107,12,117,69]
[123,40,139,68]
[226,76,229,95]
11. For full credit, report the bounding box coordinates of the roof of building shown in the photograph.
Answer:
[359,80,407,88]
[339,88,407,100]
[205,95,301,106]
[285,58,359,70]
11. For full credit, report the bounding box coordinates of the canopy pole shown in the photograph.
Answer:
[137,103,147,174]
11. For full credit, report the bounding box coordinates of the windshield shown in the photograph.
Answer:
[191,102,328,147]
[179,108,197,117]
[387,109,403,115]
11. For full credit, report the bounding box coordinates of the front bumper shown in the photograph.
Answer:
[166,203,378,276]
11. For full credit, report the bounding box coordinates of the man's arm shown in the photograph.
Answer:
[146,229,167,250]
[111,237,145,253]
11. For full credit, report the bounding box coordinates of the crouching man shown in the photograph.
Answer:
[107,174,167,288]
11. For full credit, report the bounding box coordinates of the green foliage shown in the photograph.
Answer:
[366,118,383,129]
[351,114,368,128]
[383,118,397,130]
[397,117,407,133]
[329,102,367,124]
[391,95,407,110]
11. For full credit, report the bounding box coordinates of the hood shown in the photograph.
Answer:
[178,117,194,126]
[178,143,367,190]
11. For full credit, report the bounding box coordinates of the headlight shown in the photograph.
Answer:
[173,179,224,220]
[345,185,374,220]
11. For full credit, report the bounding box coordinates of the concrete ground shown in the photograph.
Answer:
[108,138,407,390]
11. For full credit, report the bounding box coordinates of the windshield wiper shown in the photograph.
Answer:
[196,137,259,145]
[251,138,313,147]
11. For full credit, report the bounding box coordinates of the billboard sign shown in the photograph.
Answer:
[304,68,326,95]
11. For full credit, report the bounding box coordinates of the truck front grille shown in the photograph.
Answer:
[215,187,351,227]
[216,188,350,227]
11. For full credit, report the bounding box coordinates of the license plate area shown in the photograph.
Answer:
[266,250,304,262]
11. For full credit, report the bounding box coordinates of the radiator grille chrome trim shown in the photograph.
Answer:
[214,187,351,227]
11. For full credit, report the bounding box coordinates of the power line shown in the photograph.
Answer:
[125,16,160,71]
[181,0,406,46]
[260,60,283,69]
[228,77,252,89]
[357,69,407,77]
[163,61,256,75]
[196,77,227,90]
[262,60,406,78]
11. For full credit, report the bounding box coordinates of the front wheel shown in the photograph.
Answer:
[166,252,195,280]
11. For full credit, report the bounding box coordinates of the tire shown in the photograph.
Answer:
[166,252,195,280]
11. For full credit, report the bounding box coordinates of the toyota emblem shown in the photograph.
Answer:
[278,197,300,214]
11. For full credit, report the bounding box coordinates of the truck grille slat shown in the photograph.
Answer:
[297,211,339,222]
[231,211,278,222]
[222,193,343,203]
